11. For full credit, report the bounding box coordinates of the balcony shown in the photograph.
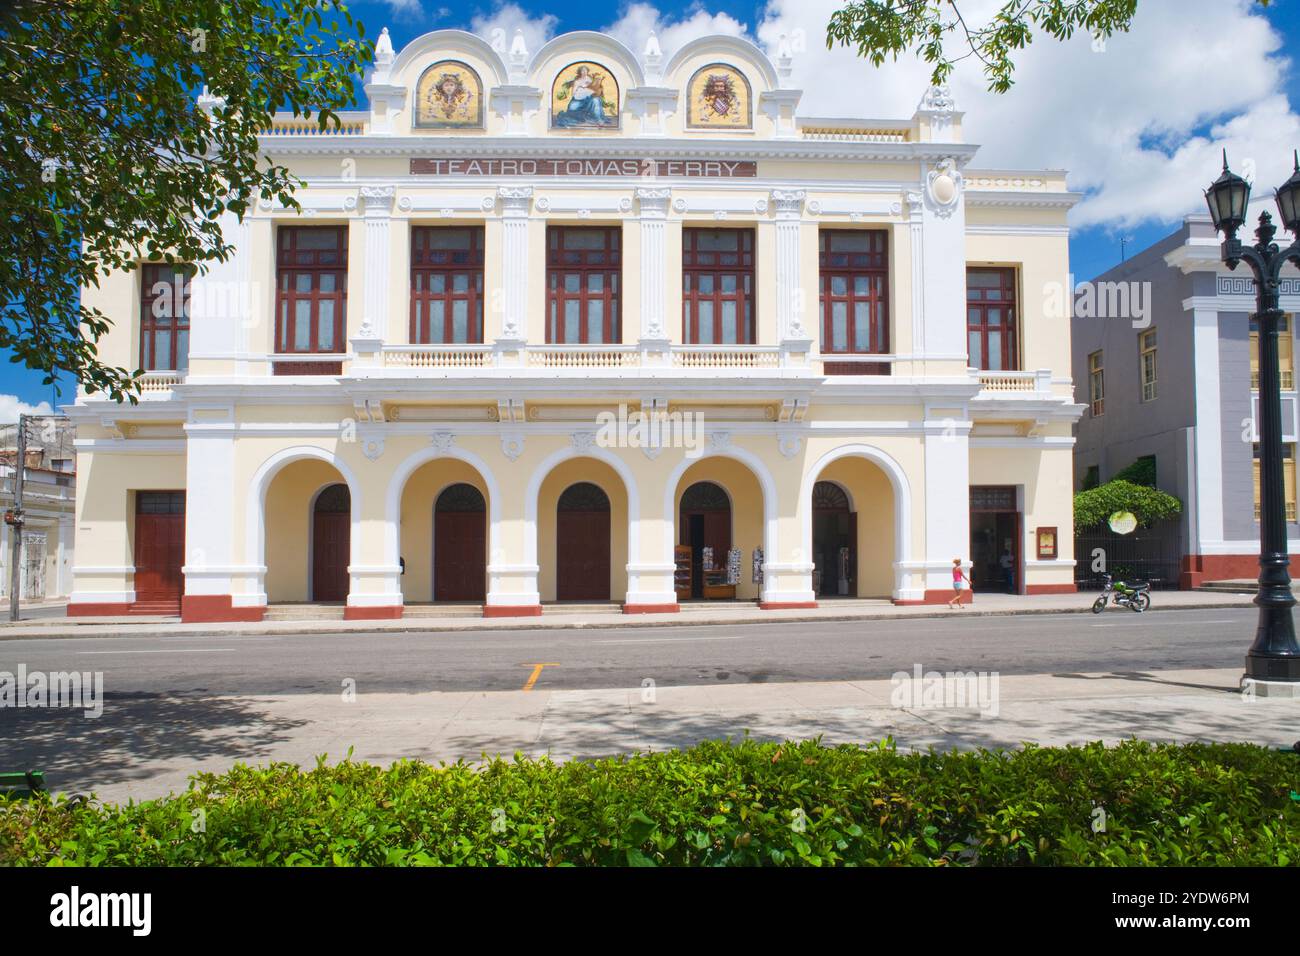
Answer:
[354,342,810,376]
[135,370,184,397]
[974,369,1052,396]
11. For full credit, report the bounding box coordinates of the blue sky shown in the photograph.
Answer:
[7,0,1300,412]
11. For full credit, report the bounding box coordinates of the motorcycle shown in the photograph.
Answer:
[1092,573,1151,613]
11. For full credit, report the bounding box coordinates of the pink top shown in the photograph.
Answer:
[953,566,963,583]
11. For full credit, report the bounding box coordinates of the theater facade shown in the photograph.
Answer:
[66,29,1083,621]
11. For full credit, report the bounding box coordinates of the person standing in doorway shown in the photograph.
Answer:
[999,547,1014,593]
[948,558,969,608]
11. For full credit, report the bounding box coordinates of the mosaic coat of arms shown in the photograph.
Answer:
[551,61,620,129]
[414,60,483,128]
[687,64,751,129]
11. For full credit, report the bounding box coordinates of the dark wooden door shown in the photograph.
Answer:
[556,482,611,601]
[312,484,350,602]
[435,513,486,601]
[134,491,185,606]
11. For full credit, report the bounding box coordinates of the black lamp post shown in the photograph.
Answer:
[1205,150,1300,688]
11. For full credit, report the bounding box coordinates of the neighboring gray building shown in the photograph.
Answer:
[1072,214,1300,588]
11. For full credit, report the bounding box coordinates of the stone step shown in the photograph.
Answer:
[263,604,345,621]
[1197,580,1300,594]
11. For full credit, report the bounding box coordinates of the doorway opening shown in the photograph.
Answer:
[969,485,1020,594]
[556,482,611,601]
[678,481,734,599]
[812,481,856,597]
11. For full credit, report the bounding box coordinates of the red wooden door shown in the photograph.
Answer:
[556,482,611,601]
[435,512,486,601]
[134,491,185,607]
[311,484,350,602]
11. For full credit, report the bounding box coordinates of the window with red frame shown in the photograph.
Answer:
[139,263,192,371]
[682,228,754,345]
[410,227,484,344]
[819,230,889,374]
[275,227,347,372]
[966,267,1018,371]
[546,226,621,344]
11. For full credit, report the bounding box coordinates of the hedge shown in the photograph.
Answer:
[2,738,1297,866]
[1073,479,1183,530]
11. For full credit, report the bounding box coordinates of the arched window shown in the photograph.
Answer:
[558,482,610,511]
[314,483,350,512]
[813,481,850,511]
[680,481,729,511]
[435,483,486,513]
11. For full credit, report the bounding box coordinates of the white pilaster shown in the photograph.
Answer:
[906,190,926,358]
[1192,306,1225,550]
[56,513,72,598]
[636,187,671,342]
[918,159,968,359]
[923,408,972,594]
[181,413,236,599]
[189,211,250,363]
[773,189,808,342]
[498,186,533,343]
[360,185,396,339]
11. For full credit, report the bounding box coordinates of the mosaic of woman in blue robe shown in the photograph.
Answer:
[557,66,612,127]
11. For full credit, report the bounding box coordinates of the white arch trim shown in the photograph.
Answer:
[663,35,780,91]
[524,446,642,567]
[799,444,914,599]
[389,29,510,86]
[385,445,503,570]
[663,446,779,576]
[244,446,362,600]
[529,31,646,88]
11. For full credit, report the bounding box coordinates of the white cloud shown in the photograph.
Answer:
[377,0,424,16]
[469,3,559,59]
[603,3,747,60]
[0,395,54,425]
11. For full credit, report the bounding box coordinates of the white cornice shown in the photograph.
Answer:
[258,133,981,166]
[962,190,1082,209]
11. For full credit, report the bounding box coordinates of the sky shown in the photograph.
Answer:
[6,0,1300,414]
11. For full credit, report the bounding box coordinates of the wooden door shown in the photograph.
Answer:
[435,485,487,602]
[556,482,611,601]
[311,484,350,602]
[134,491,185,607]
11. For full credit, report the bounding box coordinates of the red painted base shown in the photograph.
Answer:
[622,603,680,614]
[67,602,132,617]
[483,605,543,618]
[894,589,974,606]
[344,605,404,621]
[181,595,266,623]
[1025,583,1077,595]
[758,601,819,610]
[1180,553,1300,589]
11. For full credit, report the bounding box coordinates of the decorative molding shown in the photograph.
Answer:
[535,195,633,215]
[397,193,495,213]
[362,437,385,461]
[500,433,525,462]
[671,195,768,218]
[924,158,962,219]
[777,435,802,459]
[635,186,672,218]
[807,197,903,219]
[359,184,396,211]
[771,188,805,219]
[571,431,597,454]
[1218,275,1300,297]
[709,430,732,451]
[431,431,456,454]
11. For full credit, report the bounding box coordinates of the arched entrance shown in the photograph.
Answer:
[434,482,486,602]
[678,481,733,599]
[812,481,856,597]
[311,483,350,602]
[556,481,610,601]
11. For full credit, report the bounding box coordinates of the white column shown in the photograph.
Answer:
[922,408,972,596]
[181,414,238,607]
[906,190,926,359]
[917,159,968,360]
[497,186,533,344]
[1192,306,1225,551]
[188,211,249,365]
[773,189,808,342]
[636,187,671,343]
[359,185,396,339]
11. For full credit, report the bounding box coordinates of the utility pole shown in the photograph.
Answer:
[8,414,26,622]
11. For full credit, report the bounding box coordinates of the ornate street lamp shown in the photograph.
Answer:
[1205,151,1300,694]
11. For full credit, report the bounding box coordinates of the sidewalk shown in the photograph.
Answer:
[7,666,1294,805]
[0,590,1259,640]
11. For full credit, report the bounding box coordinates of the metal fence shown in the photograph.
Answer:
[1074,519,1183,591]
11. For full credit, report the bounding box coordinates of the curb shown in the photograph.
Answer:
[0,600,1256,641]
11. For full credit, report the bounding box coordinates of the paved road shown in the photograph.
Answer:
[0,607,1258,696]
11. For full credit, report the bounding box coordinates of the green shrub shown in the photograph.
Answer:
[1112,455,1158,488]
[1,739,1295,866]
[1074,479,1182,530]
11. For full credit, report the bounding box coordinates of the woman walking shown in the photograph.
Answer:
[948,557,969,608]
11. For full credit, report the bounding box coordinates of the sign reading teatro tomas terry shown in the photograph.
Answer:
[409,158,758,178]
